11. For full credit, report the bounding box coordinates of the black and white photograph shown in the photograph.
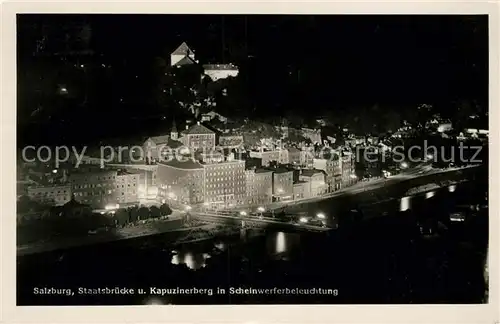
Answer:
[13,10,491,308]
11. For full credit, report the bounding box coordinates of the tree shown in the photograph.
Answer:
[129,206,139,223]
[160,203,173,217]
[138,206,150,220]
[114,208,129,226]
[149,206,161,219]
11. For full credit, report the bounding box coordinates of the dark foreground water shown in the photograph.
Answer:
[17,178,488,305]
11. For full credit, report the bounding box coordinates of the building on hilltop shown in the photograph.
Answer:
[170,42,196,66]
[202,63,239,81]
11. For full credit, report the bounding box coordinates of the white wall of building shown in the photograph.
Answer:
[204,68,239,81]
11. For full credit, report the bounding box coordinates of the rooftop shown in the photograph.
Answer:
[183,123,215,135]
[255,168,273,174]
[117,169,142,176]
[174,56,196,66]
[272,168,293,174]
[172,42,194,56]
[158,159,203,170]
[147,135,170,145]
[301,169,325,177]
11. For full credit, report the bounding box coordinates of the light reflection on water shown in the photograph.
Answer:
[400,196,410,211]
[170,251,209,270]
[276,232,286,254]
[426,191,435,199]
[168,184,462,269]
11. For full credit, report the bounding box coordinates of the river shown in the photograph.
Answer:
[17,170,488,305]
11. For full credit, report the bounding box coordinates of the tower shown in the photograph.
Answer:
[171,119,178,140]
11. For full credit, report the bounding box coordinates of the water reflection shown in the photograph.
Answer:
[170,251,208,270]
[276,232,286,254]
[400,196,410,211]
[214,242,226,251]
[426,191,435,199]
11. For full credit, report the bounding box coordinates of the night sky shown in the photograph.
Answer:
[16,15,488,144]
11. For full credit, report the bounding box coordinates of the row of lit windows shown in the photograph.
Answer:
[31,190,69,196]
[71,175,116,182]
[74,183,113,189]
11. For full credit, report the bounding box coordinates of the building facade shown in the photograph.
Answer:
[272,169,294,202]
[219,135,244,149]
[203,64,239,81]
[299,169,326,197]
[69,169,116,209]
[341,152,356,187]
[245,168,273,207]
[288,147,302,165]
[115,170,141,205]
[249,150,283,167]
[292,181,309,200]
[156,160,205,207]
[27,184,72,206]
[180,122,216,151]
[313,158,336,192]
[203,159,246,210]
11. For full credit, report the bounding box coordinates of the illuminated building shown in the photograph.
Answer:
[288,147,302,165]
[341,151,356,187]
[245,168,273,206]
[27,184,72,206]
[143,120,184,163]
[271,168,294,202]
[249,149,288,167]
[170,42,196,67]
[299,169,326,197]
[202,64,239,81]
[313,157,338,192]
[115,170,141,205]
[157,159,205,206]
[203,159,246,209]
[179,122,216,151]
[69,168,140,209]
[293,180,308,200]
[219,135,244,149]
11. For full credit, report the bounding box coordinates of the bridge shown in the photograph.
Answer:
[189,211,330,233]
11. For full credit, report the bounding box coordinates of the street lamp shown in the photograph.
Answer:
[257,206,265,218]
[240,211,247,217]
[185,205,192,212]
[401,162,409,169]
[316,212,326,219]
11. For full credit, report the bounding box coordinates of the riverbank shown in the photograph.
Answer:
[17,217,235,256]
[268,165,479,211]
